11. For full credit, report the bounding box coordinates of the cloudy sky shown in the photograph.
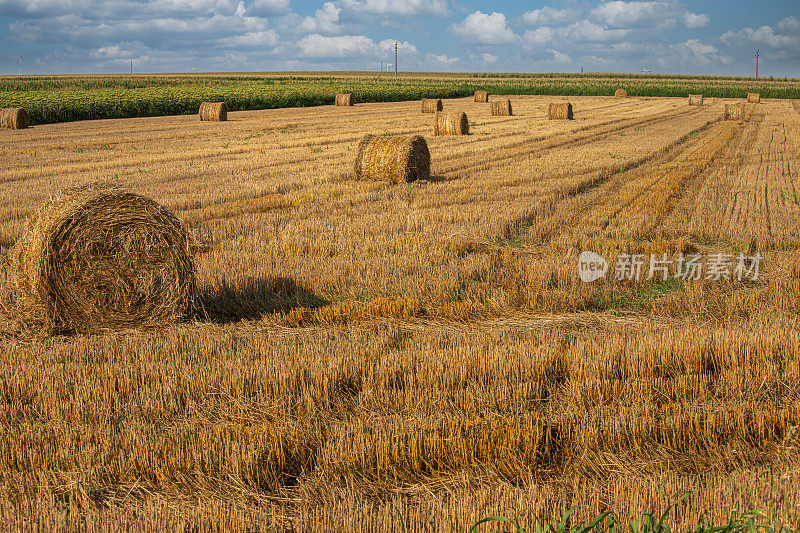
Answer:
[0,0,798,76]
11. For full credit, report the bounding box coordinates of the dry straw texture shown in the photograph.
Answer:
[474,91,489,103]
[614,89,628,98]
[3,93,800,529]
[548,102,574,120]
[434,110,469,136]
[747,93,761,103]
[353,134,431,183]
[335,93,354,106]
[421,99,443,113]
[0,108,28,129]
[490,100,513,116]
[11,185,196,332]
[198,102,227,122]
[688,94,704,106]
[724,102,745,120]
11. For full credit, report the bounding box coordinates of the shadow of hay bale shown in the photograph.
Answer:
[424,175,458,184]
[197,276,328,324]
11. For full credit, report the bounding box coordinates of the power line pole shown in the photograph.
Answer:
[130,60,133,75]
[394,42,398,79]
[755,50,759,79]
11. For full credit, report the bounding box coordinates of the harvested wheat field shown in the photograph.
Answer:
[1,93,800,530]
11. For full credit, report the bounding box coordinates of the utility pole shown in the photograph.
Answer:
[130,60,133,75]
[755,50,759,79]
[394,42,398,79]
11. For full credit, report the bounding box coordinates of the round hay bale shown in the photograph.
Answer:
[335,93,354,106]
[434,111,469,136]
[548,103,573,120]
[490,100,512,116]
[354,134,430,183]
[614,89,627,98]
[199,102,227,121]
[724,102,745,120]
[474,91,489,103]
[421,99,443,113]
[11,185,197,332]
[688,94,704,106]
[747,93,760,104]
[1,108,29,130]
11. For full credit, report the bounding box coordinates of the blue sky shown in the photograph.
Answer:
[0,0,798,75]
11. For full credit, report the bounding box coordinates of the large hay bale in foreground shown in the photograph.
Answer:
[434,111,469,136]
[548,103,573,120]
[1,108,28,130]
[335,93,353,106]
[354,134,430,183]
[11,185,196,332]
[490,100,512,116]
[474,91,489,103]
[724,102,745,120]
[199,102,227,121]
[614,89,627,98]
[688,94,704,106]
[421,99,443,113]
[747,93,761,103]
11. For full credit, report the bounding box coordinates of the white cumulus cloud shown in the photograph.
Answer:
[671,39,732,66]
[776,16,800,35]
[355,0,449,17]
[548,49,572,63]
[592,1,708,30]
[522,7,581,26]
[561,20,631,43]
[683,12,709,29]
[300,2,343,34]
[592,1,659,28]
[522,26,556,46]
[378,39,418,55]
[219,29,280,48]
[295,34,417,60]
[297,34,375,58]
[427,53,459,64]
[450,11,516,45]
[721,20,800,54]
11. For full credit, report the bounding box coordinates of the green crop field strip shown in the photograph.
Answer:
[1,72,799,125]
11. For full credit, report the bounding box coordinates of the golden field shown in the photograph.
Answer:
[0,93,799,530]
